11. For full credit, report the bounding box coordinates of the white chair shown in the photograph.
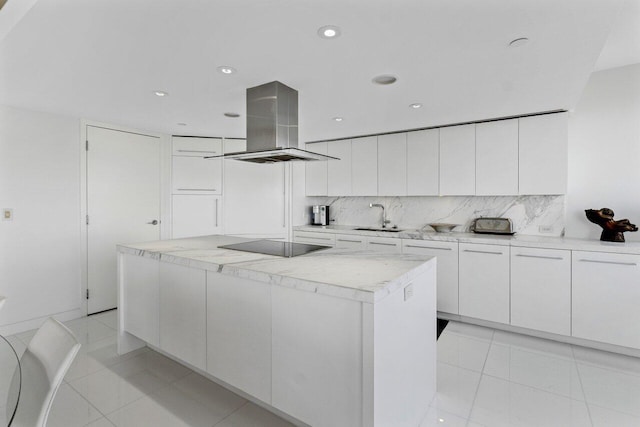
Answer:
[7,318,81,427]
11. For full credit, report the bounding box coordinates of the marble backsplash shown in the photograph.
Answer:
[305,195,566,236]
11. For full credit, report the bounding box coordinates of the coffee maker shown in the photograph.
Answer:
[311,205,330,226]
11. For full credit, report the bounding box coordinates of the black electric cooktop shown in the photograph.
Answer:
[219,240,330,258]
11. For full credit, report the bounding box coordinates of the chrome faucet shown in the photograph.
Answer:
[369,203,390,228]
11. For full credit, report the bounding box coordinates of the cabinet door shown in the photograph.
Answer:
[439,124,476,195]
[334,234,367,250]
[292,231,335,246]
[172,195,221,238]
[407,129,439,196]
[207,273,271,403]
[351,136,378,196]
[459,243,510,323]
[476,119,518,195]
[159,262,207,370]
[366,236,402,253]
[121,253,159,347]
[377,133,407,196]
[272,286,363,427]
[305,142,328,196]
[402,240,459,314]
[510,247,571,335]
[327,140,352,196]
[172,156,222,194]
[172,137,222,156]
[572,251,640,349]
[519,112,568,195]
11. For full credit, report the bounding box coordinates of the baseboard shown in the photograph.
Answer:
[0,308,84,336]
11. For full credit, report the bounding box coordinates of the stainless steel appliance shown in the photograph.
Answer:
[311,205,330,226]
[219,240,329,257]
[471,217,515,235]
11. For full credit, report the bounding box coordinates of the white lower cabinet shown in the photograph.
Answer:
[121,253,159,347]
[402,239,459,314]
[366,236,402,253]
[158,262,207,371]
[206,273,272,403]
[510,247,571,335]
[292,230,336,246]
[459,243,510,323]
[334,233,367,250]
[572,251,640,349]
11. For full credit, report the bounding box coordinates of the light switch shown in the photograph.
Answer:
[3,209,13,221]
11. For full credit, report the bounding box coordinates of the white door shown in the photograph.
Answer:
[87,126,161,314]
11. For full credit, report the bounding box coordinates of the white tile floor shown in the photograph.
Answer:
[6,312,640,426]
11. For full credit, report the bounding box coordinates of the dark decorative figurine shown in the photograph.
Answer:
[585,208,638,242]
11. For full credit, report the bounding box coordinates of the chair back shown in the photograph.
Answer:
[7,318,81,427]
[0,296,5,310]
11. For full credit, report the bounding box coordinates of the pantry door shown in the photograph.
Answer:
[86,126,161,314]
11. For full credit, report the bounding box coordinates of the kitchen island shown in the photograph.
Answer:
[117,235,437,427]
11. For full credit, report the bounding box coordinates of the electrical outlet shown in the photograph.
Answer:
[404,284,414,301]
[3,208,13,221]
[539,225,553,234]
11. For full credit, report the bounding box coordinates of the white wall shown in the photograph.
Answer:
[0,105,83,334]
[566,63,640,241]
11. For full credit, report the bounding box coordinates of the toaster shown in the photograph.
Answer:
[472,217,514,235]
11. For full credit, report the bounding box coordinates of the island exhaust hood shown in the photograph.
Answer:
[209,81,338,163]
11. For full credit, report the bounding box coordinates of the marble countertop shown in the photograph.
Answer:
[118,235,435,303]
[294,225,640,255]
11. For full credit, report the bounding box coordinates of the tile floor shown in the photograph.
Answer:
[5,312,640,426]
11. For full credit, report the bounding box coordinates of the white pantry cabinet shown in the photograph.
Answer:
[305,142,328,196]
[207,273,272,403]
[439,124,476,195]
[572,251,640,349]
[377,133,407,196]
[121,253,159,347]
[334,233,367,250]
[159,262,207,371]
[172,156,222,194]
[407,129,439,196]
[459,242,510,323]
[518,112,568,195]
[475,119,519,195]
[327,139,352,196]
[402,239,459,314]
[351,136,378,196]
[510,247,571,335]
[172,136,222,156]
[171,195,221,238]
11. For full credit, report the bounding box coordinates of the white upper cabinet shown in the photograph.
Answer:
[327,140,352,196]
[377,133,407,196]
[305,142,328,196]
[439,124,476,195]
[518,112,568,195]
[407,129,439,196]
[172,136,222,156]
[475,119,519,195]
[351,136,378,196]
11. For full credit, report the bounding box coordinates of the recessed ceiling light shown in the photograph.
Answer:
[224,112,241,118]
[154,90,168,97]
[217,66,237,75]
[177,123,187,126]
[509,37,529,48]
[333,117,343,122]
[410,103,423,109]
[317,25,341,39]
[372,75,398,85]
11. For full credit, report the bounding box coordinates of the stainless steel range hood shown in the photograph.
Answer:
[210,81,338,163]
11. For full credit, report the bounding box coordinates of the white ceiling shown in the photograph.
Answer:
[0,0,634,142]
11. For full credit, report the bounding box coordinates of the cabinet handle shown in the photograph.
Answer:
[337,239,363,243]
[370,241,397,246]
[516,254,563,260]
[283,165,286,228]
[176,150,218,154]
[405,244,453,251]
[177,188,217,192]
[463,249,503,255]
[215,199,219,227]
[299,236,332,241]
[579,259,637,266]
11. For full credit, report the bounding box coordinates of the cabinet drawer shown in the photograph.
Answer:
[366,236,402,253]
[334,234,366,250]
[172,136,222,156]
[293,231,335,246]
[572,251,640,349]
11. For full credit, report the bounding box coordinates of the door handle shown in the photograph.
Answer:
[147,220,159,225]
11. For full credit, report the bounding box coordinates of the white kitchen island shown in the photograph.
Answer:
[117,235,436,427]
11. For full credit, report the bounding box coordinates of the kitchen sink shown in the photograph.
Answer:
[354,227,403,233]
